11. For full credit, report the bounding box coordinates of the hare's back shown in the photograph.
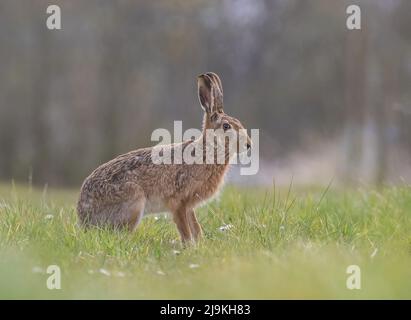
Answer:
[78,148,152,205]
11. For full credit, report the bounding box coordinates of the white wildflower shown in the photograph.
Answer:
[99,268,111,276]
[219,224,233,232]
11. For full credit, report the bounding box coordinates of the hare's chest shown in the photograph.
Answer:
[192,169,227,201]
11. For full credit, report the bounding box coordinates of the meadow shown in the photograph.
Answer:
[0,182,410,299]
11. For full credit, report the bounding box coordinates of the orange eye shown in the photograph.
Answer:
[223,123,231,131]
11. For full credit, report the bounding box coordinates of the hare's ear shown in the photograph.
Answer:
[206,72,223,96]
[197,72,224,113]
[197,74,214,113]
[206,72,224,113]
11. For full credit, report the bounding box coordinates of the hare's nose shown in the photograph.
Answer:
[246,143,251,150]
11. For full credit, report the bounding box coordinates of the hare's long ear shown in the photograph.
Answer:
[197,74,214,113]
[206,72,224,113]
[197,72,224,113]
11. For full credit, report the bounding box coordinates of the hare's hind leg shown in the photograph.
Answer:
[110,184,146,231]
[119,198,146,231]
[96,198,145,231]
[187,209,202,241]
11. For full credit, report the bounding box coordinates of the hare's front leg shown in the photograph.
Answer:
[172,206,193,244]
[187,209,202,241]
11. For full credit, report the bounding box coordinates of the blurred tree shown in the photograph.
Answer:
[0,0,410,186]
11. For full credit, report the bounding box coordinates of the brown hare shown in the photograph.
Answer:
[77,72,251,244]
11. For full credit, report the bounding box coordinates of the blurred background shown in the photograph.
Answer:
[0,0,410,188]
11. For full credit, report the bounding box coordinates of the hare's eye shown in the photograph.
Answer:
[223,123,231,131]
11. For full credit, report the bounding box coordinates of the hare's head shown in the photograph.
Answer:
[197,72,251,155]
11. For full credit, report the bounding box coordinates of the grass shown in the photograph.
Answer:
[0,182,410,299]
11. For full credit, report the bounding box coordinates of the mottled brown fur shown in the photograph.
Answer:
[77,72,251,244]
